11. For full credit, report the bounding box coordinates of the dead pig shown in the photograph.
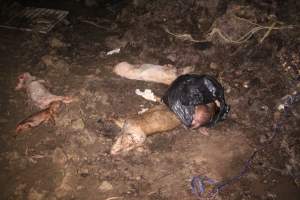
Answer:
[110,103,217,155]
[15,72,74,109]
[110,105,181,155]
[16,101,64,134]
[113,62,194,85]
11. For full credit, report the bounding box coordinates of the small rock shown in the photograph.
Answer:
[14,183,27,197]
[71,119,85,130]
[167,54,176,62]
[79,168,89,177]
[78,129,97,146]
[243,81,250,88]
[267,192,277,199]
[41,55,70,73]
[76,185,84,190]
[49,38,66,48]
[95,68,101,75]
[225,87,231,93]
[27,188,45,200]
[210,62,218,69]
[246,172,259,181]
[98,181,113,191]
[55,170,74,198]
[259,135,268,143]
[277,104,285,111]
[52,148,67,165]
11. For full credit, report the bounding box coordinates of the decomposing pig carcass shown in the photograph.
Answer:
[111,64,230,154]
[15,72,74,109]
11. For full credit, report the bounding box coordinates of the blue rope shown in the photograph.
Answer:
[191,92,300,199]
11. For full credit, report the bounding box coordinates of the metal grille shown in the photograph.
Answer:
[0,7,69,34]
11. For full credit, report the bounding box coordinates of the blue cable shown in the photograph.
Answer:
[191,92,300,199]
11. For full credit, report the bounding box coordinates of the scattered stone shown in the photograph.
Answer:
[55,169,74,198]
[55,108,77,128]
[99,181,113,192]
[210,62,218,69]
[167,54,176,62]
[79,168,89,177]
[266,192,277,199]
[259,134,268,144]
[49,38,67,48]
[246,172,259,181]
[76,185,84,190]
[243,81,250,88]
[14,183,27,198]
[41,55,70,73]
[71,118,85,130]
[27,188,45,200]
[277,104,285,111]
[95,91,110,106]
[52,148,67,165]
[78,129,97,146]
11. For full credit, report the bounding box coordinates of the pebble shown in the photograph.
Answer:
[71,118,85,130]
[210,62,218,69]
[27,188,45,200]
[259,135,268,144]
[243,81,250,88]
[52,148,67,165]
[79,168,89,177]
[98,181,113,191]
[49,38,67,48]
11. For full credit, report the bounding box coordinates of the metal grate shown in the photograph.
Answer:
[0,6,69,34]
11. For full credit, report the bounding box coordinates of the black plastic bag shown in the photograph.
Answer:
[162,74,230,127]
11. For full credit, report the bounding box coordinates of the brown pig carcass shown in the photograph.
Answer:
[15,72,74,109]
[110,105,181,155]
[16,101,64,134]
[110,103,216,155]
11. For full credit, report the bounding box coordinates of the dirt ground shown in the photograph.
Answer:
[0,0,300,200]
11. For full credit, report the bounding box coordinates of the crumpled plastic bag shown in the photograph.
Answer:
[162,74,230,127]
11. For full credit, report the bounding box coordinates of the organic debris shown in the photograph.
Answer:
[135,89,159,102]
[106,48,121,55]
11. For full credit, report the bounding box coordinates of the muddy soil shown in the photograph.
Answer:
[0,0,300,200]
